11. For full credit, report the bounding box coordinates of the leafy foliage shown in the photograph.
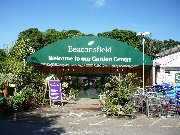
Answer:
[0,49,7,72]
[61,81,71,98]
[65,30,85,38]
[162,39,180,51]
[1,27,180,113]
[104,97,118,115]
[104,74,141,115]
[8,38,35,61]
[0,49,6,61]
[69,88,79,98]
[0,34,46,113]
[16,28,44,50]
[7,28,180,62]
[42,29,66,45]
[97,29,180,60]
[1,87,43,112]
[98,29,139,49]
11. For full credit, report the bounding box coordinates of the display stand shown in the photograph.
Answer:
[48,80,62,107]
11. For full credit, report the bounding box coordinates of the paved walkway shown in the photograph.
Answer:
[0,98,180,135]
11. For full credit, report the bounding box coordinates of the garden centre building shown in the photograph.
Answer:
[27,36,153,98]
[153,45,180,84]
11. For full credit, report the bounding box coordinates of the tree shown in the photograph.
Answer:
[7,28,180,62]
[2,28,45,90]
[97,29,140,49]
[9,38,34,61]
[16,28,44,50]
[8,28,44,61]
[65,30,85,38]
[0,49,6,61]
[162,39,180,52]
[42,29,66,45]
[0,49,7,73]
[104,74,141,115]
[1,47,45,112]
[135,37,164,60]
[97,29,180,60]
[145,39,163,60]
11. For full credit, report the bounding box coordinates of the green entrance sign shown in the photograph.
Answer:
[27,36,153,66]
[175,73,180,83]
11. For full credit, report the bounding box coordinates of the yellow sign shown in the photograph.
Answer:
[9,84,16,87]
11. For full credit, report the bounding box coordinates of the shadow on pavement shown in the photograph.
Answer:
[0,110,66,135]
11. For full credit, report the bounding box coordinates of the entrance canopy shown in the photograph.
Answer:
[27,36,153,66]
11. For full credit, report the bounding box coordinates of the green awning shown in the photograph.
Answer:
[27,36,153,66]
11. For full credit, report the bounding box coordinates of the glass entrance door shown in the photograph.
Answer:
[64,74,110,99]
[78,76,99,98]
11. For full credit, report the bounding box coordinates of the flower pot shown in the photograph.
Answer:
[3,88,8,97]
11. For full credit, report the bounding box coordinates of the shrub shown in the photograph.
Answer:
[104,74,141,115]
[69,88,79,98]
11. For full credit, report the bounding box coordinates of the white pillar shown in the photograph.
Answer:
[142,38,145,94]
[152,61,156,85]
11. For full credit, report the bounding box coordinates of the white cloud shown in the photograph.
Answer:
[94,0,106,7]
[85,0,107,8]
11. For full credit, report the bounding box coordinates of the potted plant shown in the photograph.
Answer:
[104,74,141,116]
[69,88,78,99]
[2,81,8,97]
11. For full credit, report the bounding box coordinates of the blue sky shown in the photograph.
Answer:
[0,0,180,48]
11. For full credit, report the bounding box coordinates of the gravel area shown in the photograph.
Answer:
[0,98,180,135]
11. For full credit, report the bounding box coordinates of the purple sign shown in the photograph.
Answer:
[49,80,62,100]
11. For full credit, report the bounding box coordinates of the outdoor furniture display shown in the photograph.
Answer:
[150,83,180,116]
[145,92,161,117]
[133,88,145,112]
[158,95,167,116]
[176,99,180,114]
[175,86,180,114]
[164,98,177,117]
[145,86,153,93]
[132,83,180,118]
